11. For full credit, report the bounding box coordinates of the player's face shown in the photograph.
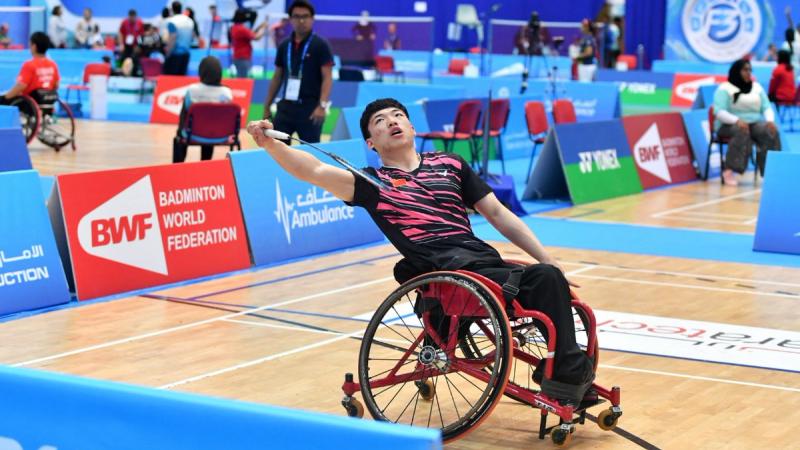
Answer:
[366,107,415,153]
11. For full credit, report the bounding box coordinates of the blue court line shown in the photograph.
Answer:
[472,215,800,268]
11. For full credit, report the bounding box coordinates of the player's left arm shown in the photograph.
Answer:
[474,193,579,286]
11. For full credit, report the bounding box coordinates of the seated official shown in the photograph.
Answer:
[713,59,781,186]
[173,56,233,162]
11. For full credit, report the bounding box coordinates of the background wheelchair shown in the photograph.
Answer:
[9,89,76,151]
[341,267,622,446]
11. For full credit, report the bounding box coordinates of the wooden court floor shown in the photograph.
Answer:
[7,119,799,449]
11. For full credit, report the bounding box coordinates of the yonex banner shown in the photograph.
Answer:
[0,170,70,316]
[681,109,721,180]
[754,152,800,255]
[523,120,642,205]
[229,143,383,267]
[622,113,697,189]
[0,365,441,450]
[670,73,726,108]
[52,161,250,300]
[149,75,253,126]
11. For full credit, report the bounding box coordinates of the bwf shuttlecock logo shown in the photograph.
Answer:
[633,123,671,183]
[77,175,167,275]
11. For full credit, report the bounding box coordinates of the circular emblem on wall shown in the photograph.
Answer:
[681,0,762,63]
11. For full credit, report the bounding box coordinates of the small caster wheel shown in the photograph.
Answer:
[551,427,572,446]
[345,398,364,418]
[416,379,436,401]
[597,408,618,431]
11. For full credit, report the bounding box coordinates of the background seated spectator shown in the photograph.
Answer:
[173,56,233,162]
[384,22,401,50]
[139,24,164,58]
[713,59,781,186]
[768,50,795,104]
[0,23,11,49]
[762,43,778,62]
[352,11,376,42]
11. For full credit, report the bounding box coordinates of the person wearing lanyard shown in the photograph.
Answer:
[263,0,334,144]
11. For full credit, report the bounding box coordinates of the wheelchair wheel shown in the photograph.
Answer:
[37,99,76,151]
[358,272,512,442]
[8,95,40,144]
[460,304,597,405]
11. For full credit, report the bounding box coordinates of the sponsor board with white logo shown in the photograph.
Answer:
[55,161,250,299]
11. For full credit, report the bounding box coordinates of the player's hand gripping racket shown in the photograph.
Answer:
[263,128,388,191]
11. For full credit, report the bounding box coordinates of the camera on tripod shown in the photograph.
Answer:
[526,11,541,56]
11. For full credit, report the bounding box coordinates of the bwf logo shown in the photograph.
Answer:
[633,123,671,183]
[77,175,168,275]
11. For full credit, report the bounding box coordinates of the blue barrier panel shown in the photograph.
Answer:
[0,170,70,316]
[527,80,621,122]
[355,83,465,106]
[431,75,522,98]
[0,105,20,128]
[330,81,360,109]
[229,143,384,266]
[332,104,434,164]
[596,69,675,88]
[0,365,441,450]
[754,152,800,255]
[0,128,31,173]
[681,108,719,180]
[692,85,717,109]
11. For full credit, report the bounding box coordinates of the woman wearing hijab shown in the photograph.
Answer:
[712,59,781,186]
[173,56,233,162]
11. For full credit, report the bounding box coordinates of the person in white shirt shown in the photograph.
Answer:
[173,56,234,162]
[164,1,194,75]
[75,8,97,49]
[47,6,67,49]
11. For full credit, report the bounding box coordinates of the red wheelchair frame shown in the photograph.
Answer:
[341,268,622,446]
[9,90,77,151]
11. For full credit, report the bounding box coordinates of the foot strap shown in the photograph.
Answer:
[541,374,595,404]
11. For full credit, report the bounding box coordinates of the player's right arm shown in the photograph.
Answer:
[246,120,355,202]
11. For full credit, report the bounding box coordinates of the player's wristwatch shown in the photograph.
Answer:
[319,100,332,112]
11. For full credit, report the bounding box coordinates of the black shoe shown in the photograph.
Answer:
[532,360,545,384]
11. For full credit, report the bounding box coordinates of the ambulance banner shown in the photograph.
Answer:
[54,161,250,300]
[149,75,253,126]
[622,112,697,189]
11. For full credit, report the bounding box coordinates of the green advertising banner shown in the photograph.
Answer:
[523,120,642,205]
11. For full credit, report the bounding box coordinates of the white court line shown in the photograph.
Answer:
[560,262,800,289]
[12,276,394,368]
[159,327,365,389]
[676,211,754,219]
[600,364,800,393]
[648,215,754,226]
[222,318,350,337]
[572,274,799,299]
[651,189,760,219]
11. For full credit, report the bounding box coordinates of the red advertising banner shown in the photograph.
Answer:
[149,75,254,126]
[622,112,697,189]
[56,160,251,300]
[669,73,726,108]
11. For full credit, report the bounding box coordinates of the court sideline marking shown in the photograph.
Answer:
[11,276,394,368]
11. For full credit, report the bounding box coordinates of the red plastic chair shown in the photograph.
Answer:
[447,58,470,75]
[552,99,577,124]
[418,100,482,164]
[616,54,638,70]
[65,62,111,104]
[472,98,510,173]
[524,101,549,178]
[176,102,242,153]
[139,57,163,101]
[374,55,405,83]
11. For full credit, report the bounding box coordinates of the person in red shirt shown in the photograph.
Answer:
[768,49,797,104]
[231,9,266,79]
[119,9,144,71]
[2,32,60,103]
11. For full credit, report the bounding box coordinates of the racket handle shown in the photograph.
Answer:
[263,128,291,141]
